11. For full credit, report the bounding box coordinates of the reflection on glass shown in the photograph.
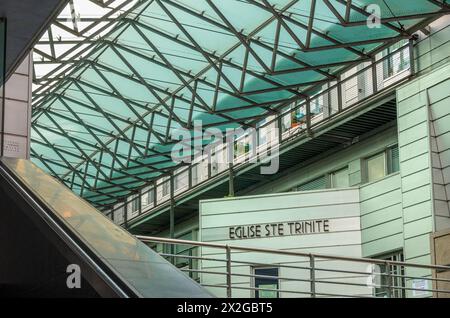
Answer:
[2,158,211,298]
[367,152,386,182]
[331,168,349,188]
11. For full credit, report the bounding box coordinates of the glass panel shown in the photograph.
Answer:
[367,152,386,182]
[1,157,211,297]
[131,195,139,212]
[331,167,349,188]
[191,164,199,186]
[374,251,405,298]
[383,41,410,79]
[389,145,400,174]
[28,1,444,206]
[162,177,170,197]
[295,176,326,191]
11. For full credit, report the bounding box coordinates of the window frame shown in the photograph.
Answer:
[365,151,387,183]
[373,250,405,298]
[330,166,349,189]
[364,144,399,183]
[162,177,170,197]
[252,266,280,298]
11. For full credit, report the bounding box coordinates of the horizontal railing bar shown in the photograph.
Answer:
[221,284,313,296]
[162,260,450,295]
[164,253,313,270]
[179,268,227,276]
[382,285,450,294]
[180,264,450,288]
[160,253,226,263]
[137,235,450,271]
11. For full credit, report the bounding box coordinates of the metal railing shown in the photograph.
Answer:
[137,235,450,298]
[104,40,415,225]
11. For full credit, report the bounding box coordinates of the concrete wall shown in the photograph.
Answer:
[199,188,370,298]
[360,173,403,257]
[0,52,32,159]
[396,60,450,297]
[428,77,450,232]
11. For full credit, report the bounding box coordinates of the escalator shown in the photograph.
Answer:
[0,157,213,298]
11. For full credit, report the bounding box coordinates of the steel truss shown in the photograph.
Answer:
[31,0,450,207]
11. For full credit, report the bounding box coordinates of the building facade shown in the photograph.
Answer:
[102,15,450,297]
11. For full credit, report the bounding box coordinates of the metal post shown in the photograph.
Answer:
[188,165,192,188]
[207,157,212,179]
[409,37,416,76]
[226,245,232,298]
[153,181,157,206]
[337,75,343,112]
[310,254,316,298]
[325,82,331,118]
[305,97,312,136]
[277,116,283,143]
[138,190,142,215]
[188,248,193,279]
[372,57,378,94]
[170,173,175,264]
[228,163,235,197]
[123,201,128,229]
[386,261,392,298]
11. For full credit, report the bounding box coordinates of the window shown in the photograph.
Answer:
[366,152,386,182]
[373,251,405,298]
[162,177,170,196]
[174,174,180,190]
[330,167,349,188]
[131,195,139,212]
[365,145,399,183]
[294,176,326,191]
[387,146,399,174]
[234,140,250,158]
[311,97,322,115]
[257,119,267,145]
[291,106,306,128]
[191,164,199,185]
[146,188,154,205]
[383,41,410,79]
[253,267,279,298]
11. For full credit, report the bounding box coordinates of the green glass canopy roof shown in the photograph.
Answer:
[30,0,449,207]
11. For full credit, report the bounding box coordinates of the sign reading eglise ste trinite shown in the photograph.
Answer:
[228,219,330,240]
